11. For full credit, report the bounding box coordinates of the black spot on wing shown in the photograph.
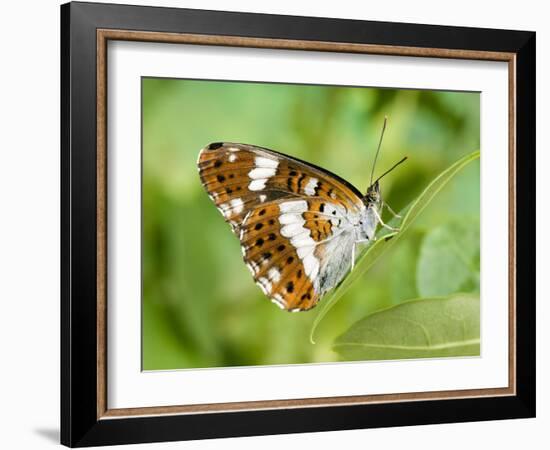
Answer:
[297,173,307,191]
[314,181,323,196]
[286,177,293,191]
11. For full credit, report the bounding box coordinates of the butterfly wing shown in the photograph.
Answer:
[239,198,360,311]
[198,142,365,226]
[198,142,366,311]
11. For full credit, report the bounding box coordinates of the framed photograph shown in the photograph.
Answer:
[61,1,535,447]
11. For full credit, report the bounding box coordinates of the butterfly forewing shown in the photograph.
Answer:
[198,143,365,216]
[198,142,366,311]
[198,143,286,228]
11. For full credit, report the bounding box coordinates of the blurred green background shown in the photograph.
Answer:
[142,78,480,370]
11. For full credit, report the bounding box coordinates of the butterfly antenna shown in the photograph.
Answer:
[373,156,408,185]
[370,116,388,186]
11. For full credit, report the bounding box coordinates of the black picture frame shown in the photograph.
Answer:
[61,1,535,447]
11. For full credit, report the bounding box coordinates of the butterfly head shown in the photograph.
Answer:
[364,181,382,208]
[365,156,408,207]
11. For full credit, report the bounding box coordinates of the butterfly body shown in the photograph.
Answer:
[197,142,394,312]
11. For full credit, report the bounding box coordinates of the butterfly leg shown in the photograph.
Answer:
[373,207,400,232]
[383,201,401,219]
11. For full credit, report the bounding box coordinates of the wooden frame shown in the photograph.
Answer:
[61,1,535,446]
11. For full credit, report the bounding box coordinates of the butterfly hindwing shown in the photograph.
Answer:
[198,142,367,311]
[239,203,318,311]
[240,198,358,311]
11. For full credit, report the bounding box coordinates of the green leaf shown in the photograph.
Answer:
[332,293,480,360]
[389,229,424,303]
[309,150,480,344]
[417,220,480,297]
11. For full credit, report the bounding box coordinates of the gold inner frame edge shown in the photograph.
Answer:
[96,29,517,420]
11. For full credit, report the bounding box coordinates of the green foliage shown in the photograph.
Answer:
[326,154,481,358]
[417,220,480,297]
[310,150,480,343]
[141,78,480,370]
[333,294,480,360]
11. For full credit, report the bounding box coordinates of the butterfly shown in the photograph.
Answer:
[197,132,406,312]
